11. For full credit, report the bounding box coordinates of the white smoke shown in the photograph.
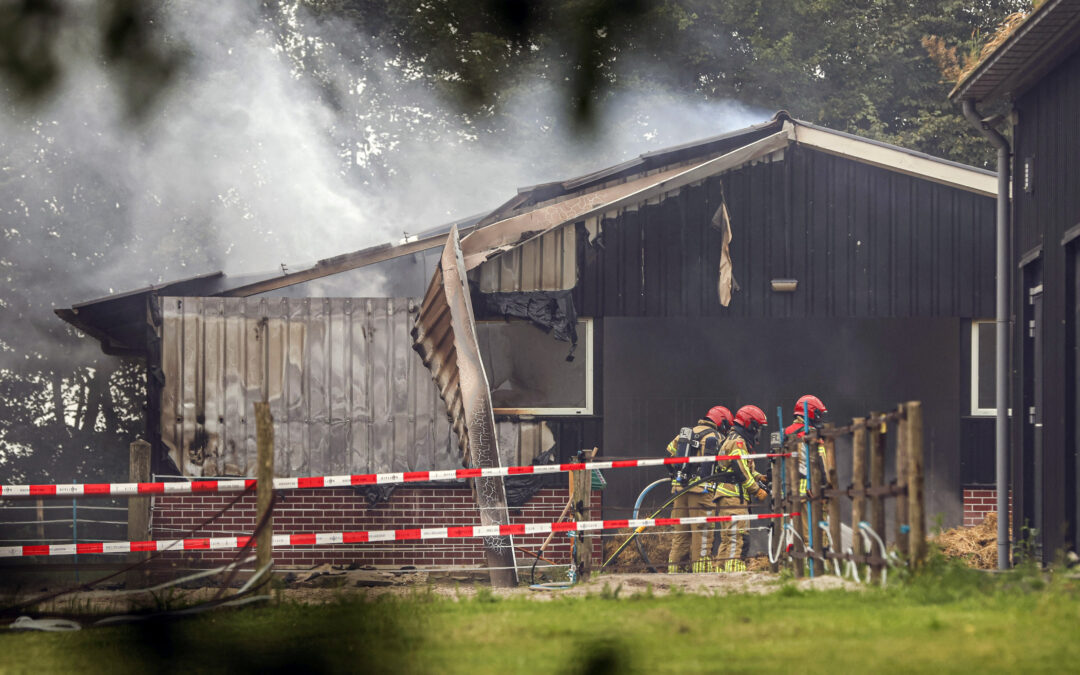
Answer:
[2,0,771,304]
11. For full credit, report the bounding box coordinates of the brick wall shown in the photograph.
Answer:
[962,485,1012,527]
[150,487,603,570]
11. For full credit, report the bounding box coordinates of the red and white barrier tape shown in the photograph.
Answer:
[0,512,797,558]
[0,453,793,499]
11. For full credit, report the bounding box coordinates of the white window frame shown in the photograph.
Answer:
[482,318,594,416]
[971,320,996,416]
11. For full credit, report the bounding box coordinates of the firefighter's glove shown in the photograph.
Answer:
[754,487,769,502]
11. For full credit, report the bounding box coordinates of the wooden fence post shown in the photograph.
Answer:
[786,444,804,578]
[570,455,592,582]
[906,401,926,570]
[254,402,275,580]
[851,417,868,578]
[869,413,887,583]
[809,441,828,575]
[894,404,909,558]
[126,439,151,588]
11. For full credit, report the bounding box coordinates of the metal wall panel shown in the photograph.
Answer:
[576,145,996,320]
[160,296,455,478]
[474,224,577,292]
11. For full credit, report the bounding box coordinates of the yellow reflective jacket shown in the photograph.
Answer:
[712,431,766,500]
[788,414,827,496]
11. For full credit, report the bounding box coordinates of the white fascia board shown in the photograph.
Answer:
[793,124,997,197]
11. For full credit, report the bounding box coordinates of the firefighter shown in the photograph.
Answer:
[665,406,733,573]
[785,394,829,549]
[712,405,770,572]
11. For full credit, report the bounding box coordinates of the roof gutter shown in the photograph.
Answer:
[961,98,1011,570]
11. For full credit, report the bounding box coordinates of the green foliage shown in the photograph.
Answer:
[628,582,654,600]
[1013,523,1041,564]
[293,0,1031,166]
[894,547,1000,603]
[0,0,183,117]
[776,581,802,598]
[473,584,499,603]
[594,582,622,599]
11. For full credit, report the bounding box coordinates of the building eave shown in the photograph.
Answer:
[951,0,1080,104]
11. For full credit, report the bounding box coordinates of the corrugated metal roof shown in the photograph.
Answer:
[951,0,1080,103]
[159,295,455,478]
[412,225,501,467]
[61,113,998,354]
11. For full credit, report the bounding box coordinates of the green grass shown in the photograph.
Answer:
[2,561,1079,674]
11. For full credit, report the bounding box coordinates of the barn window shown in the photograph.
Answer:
[971,320,997,416]
[476,319,594,415]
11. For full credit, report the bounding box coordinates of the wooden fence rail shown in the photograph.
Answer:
[769,401,925,583]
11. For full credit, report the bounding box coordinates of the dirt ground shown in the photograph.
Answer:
[3,565,859,617]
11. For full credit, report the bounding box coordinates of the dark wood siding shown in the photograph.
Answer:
[1011,45,1080,559]
[570,145,996,523]
[576,146,995,320]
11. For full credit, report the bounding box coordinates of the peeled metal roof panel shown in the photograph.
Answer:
[411,226,516,583]
[458,128,794,271]
[412,225,502,468]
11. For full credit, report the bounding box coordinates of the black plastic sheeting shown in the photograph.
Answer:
[473,290,579,360]
[505,448,559,507]
[352,484,398,506]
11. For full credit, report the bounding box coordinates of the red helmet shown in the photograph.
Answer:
[734,405,768,431]
[794,395,827,423]
[705,406,733,432]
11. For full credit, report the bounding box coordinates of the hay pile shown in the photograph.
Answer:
[932,512,1000,569]
[602,528,673,571]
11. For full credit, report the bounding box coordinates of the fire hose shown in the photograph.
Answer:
[602,471,755,570]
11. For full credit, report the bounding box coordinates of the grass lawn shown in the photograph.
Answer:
[2,561,1079,674]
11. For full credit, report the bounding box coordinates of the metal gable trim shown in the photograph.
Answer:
[791,123,998,196]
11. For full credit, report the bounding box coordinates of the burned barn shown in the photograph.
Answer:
[951,0,1080,563]
[59,111,997,570]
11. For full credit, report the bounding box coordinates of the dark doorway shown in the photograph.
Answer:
[1021,259,1044,559]
[1068,243,1080,552]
